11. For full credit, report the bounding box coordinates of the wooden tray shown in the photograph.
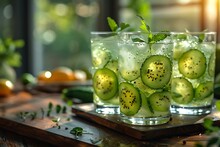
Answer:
[72,104,220,140]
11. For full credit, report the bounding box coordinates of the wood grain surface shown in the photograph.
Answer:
[72,104,220,140]
[0,92,213,146]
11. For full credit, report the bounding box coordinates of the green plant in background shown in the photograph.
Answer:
[120,0,151,31]
[0,38,24,67]
[198,101,220,146]
[35,0,97,71]
[0,38,24,82]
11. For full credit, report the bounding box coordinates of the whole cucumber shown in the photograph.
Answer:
[62,86,93,103]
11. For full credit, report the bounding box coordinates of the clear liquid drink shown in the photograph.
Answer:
[91,32,119,114]
[118,32,173,125]
[171,32,216,115]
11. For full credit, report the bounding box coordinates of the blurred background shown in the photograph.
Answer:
[0,0,219,79]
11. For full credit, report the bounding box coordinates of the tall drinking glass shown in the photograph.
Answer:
[171,32,216,115]
[118,32,173,125]
[91,32,119,114]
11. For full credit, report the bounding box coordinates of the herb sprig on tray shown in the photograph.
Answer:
[16,102,67,121]
[70,127,93,139]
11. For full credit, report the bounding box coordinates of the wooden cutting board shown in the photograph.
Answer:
[72,103,220,140]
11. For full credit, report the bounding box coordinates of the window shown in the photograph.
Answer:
[0,0,219,77]
[32,0,99,76]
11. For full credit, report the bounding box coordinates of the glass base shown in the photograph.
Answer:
[95,105,120,114]
[120,115,171,126]
[170,105,212,115]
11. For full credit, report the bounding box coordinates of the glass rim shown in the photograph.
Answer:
[91,31,216,34]
[118,31,173,35]
[171,31,216,35]
[91,31,172,35]
[91,31,118,35]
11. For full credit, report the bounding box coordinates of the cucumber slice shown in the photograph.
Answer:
[131,77,156,97]
[178,49,206,79]
[119,82,141,116]
[148,91,170,112]
[195,81,213,100]
[105,60,118,74]
[141,55,172,89]
[92,48,111,68]
[208,53,215,77]
[138,91,153,115]
[173,49,184,60]
[119,49,140,81]
[93,68,118,100]
[171,77,194,104]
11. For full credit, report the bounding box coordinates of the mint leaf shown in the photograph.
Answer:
[132,37,145,43]
[119,22,130,31]
[174,34,187,40]
[199,33,205,43]
[30,112,37,120]
[107,17,118,32]
[137,15,150,33]
[48,102,53,109]
[47,102,53,117]
[62,106,67,113]
[56,105,61,114]
[70,127,84,138]
[151,32,170,43]
[41,108,45,119]
[199,29,208,43]
[107,17,129,32]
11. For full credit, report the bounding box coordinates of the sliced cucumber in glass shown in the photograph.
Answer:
[141,55,172,89]
[131,77,157,97]
[93,68,118,100]
[92,48,111,68]
[138,91,153,115]
[119,49,140,81]
[119,82,141,116]
[208,53,215,77]
[148,91,170,112]
[195,81,213,100]
[171,77,194,104]
[178,49,206,79]
[105,59,118,74]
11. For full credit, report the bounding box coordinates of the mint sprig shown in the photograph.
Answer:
[137,15,170,49]
[70,127,93,139]
[107,17,130,32]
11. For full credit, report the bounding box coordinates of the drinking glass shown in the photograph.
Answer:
[91,32,119,114]
[171,32,216,115]
[118,32,173,125]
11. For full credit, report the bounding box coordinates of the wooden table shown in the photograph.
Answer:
[0,91,213,146]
